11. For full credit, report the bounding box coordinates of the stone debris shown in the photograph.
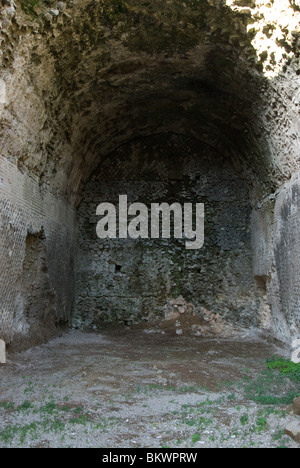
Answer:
[0,79,6,105]
[285,396,300,444]
[157,297,241,338]
[285,419,300,444]
[0,339,6,364]
[164,296,196,321]
[292,397,300,416]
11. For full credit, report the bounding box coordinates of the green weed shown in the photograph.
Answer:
[266,357,300,382]
[16,400,33,412]
[191,433,201,444]
[0,401,15,411]
[240,414,249,426]
[20,0,40,16]
[244,367,299,405]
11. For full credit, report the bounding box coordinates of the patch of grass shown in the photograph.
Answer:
[184,418,197,427]
[49,419,65,432]
[144,384,164,392]
[248,392,299,405]
[178,385,207,393]
[0,422,39,444]
[19,422,39,443]
[258,407,286,419]
[272,429,285,442]
[0,401,15,411]
[60,405,72,413]
[16,400,33,412]
[136,384,206,395]
[72,406,84,414]
[0,425,19,443]
[0,396,111,446]
[218,358,300,407]
[39,402,57,415]
[240,414,249,426]
[69,415,91,426]
[266,357,300,382]
[24,379,35,394]
[219,380,235,389]
[244,366,300,405]
[191,433,201,444]
[199,417,213,429]
[197,397,216,408]
[94,419,109,431]
[255,417,268,433]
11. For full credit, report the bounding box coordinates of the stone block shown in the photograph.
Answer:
[285,419,300,443]
[0,79,6,105]
[293,397,300,416]
[0,340,6,364]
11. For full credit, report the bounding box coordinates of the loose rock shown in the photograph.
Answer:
[285,419,300,443]
[292,397,300,416]
[0,340,6,364]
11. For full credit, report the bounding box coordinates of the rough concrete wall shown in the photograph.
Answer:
[0,0,298,201]
[0,0,298,346]
[252,171,300,344]
[0,156,76,350]
[75,135,264,329]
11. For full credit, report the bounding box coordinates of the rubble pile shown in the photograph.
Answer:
[156,296,242,338]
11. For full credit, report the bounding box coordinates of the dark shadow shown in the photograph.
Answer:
[290,0,300,12]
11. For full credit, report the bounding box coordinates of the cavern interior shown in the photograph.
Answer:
[0,0,300,353]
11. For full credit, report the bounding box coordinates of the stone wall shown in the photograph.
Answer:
[0,0,298,201]
[0,0,299,346]
[252,171,300,344]
[0,156,76,350]
[74,134,265,329]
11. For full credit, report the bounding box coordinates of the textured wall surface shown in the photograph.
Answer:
[0,0,298,202]
[0,156,76,349]
[0,0,299,346]
[75,135,264,329]
[252,172,300,344]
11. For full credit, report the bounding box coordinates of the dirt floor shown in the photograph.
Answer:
[0,328,299,448]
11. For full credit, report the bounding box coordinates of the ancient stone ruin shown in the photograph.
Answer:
[0,0,299,351]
